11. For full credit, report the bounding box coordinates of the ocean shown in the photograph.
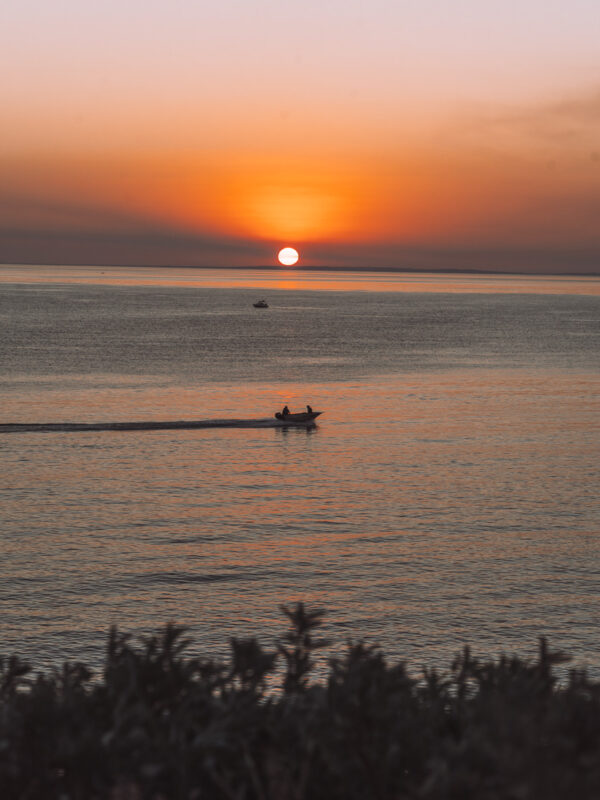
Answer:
[1,266,599,675]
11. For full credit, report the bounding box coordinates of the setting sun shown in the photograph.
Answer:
[278,247,299,266]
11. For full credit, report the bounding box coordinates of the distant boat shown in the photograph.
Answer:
[253,299,269,308]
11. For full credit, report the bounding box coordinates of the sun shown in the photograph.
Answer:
[277,247,299,266]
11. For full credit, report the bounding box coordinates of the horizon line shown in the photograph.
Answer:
[3,262,600,278]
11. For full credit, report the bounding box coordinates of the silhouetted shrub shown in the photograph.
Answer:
[1,605,599,798]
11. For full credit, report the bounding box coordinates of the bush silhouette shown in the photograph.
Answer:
[1,605,599,798]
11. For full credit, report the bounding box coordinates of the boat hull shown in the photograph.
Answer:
[274,411,322,424]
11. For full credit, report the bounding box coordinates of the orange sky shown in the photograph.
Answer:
[2,0,599,271]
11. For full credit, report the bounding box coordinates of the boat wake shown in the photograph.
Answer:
[0,417,318,434]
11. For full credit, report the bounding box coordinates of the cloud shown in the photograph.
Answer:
[0,197,269,268]
[3,225,598,274]
[456,86,600,151]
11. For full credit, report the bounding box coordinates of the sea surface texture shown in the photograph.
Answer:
[1,267,599,674]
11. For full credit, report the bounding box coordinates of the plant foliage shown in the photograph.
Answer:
[1,606,599,798]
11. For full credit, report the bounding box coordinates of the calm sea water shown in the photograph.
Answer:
[1,267,599,674]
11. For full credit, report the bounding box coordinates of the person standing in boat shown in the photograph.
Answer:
[282,405,290,416]
[306,405,313,413]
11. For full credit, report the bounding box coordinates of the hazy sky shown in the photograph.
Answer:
[2,0,599,270]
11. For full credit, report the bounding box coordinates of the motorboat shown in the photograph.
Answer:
[274,411,322,424]
[253,299,269,308]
